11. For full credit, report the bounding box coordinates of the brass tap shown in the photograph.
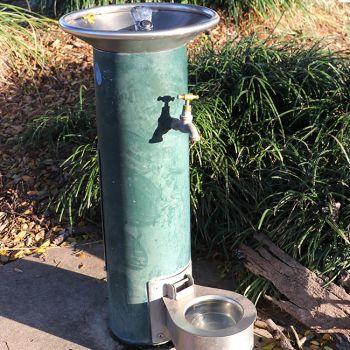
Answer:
[173,93,200,144]
[178,93,199,112]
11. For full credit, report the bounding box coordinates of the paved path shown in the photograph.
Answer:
[0,244,118,350]
[0,243,240,350]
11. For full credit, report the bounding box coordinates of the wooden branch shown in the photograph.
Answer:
[240,234,350,342]
[266,319,296,350]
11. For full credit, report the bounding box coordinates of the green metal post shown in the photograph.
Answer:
[93,46,191,345]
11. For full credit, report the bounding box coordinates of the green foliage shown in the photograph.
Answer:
[22,37,350,300]
[20,86,99,222]
[31,0,301,19]
[190,38,350,298]
[21,86,95,146]
[56,137,99,222]
[0,3,51,73]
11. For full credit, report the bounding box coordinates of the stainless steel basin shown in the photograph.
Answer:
[185,295,244,331]
[59,3,219,53]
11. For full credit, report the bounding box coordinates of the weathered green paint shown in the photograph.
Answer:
[93,46,191,345]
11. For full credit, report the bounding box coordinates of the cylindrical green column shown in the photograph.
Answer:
[93,46,191,345]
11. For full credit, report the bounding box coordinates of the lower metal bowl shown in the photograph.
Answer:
[185,295,244,332]
[163,285,256,349]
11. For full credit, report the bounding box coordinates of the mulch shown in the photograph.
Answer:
[0,27,95,262]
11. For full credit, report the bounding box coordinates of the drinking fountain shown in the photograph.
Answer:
[59,4,256,349]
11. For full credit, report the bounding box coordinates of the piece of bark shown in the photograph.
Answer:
[52,228,72,246]
[254,327,274,340]
[266,319,295,350]
[255,319,269,330]
[240,234,350,342]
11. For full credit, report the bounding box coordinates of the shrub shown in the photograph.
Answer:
[23,37,350,299]
[31,0,301,18]
[190,38,350,298]
[0,3,50,75]
[20,86,99,222]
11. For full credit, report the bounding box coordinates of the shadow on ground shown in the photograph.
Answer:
[0,245,115,350]
[0,243,237,350]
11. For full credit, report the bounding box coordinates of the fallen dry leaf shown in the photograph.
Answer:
[34,247,47,253]
[40,240,50,248]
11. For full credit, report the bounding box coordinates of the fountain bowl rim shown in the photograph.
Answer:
[59,3,220,42]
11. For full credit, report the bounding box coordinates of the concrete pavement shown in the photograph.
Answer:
[0,243,237,350]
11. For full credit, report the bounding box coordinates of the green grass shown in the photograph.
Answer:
[21,86,95,145]
[56,137,99,222]
[0,3,51,74]
[190,38,350,298]
[22,37,350,300]
[31,0,301,19]
[20,86,98,222]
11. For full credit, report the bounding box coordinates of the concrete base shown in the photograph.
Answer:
[0,243,244,350]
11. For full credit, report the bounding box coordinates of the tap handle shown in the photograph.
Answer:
[178,93,199,110]
[178,93,199,102]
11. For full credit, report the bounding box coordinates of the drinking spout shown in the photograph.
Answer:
[131,6,153,31]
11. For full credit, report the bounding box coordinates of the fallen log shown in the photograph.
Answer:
[240,234,350,343]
